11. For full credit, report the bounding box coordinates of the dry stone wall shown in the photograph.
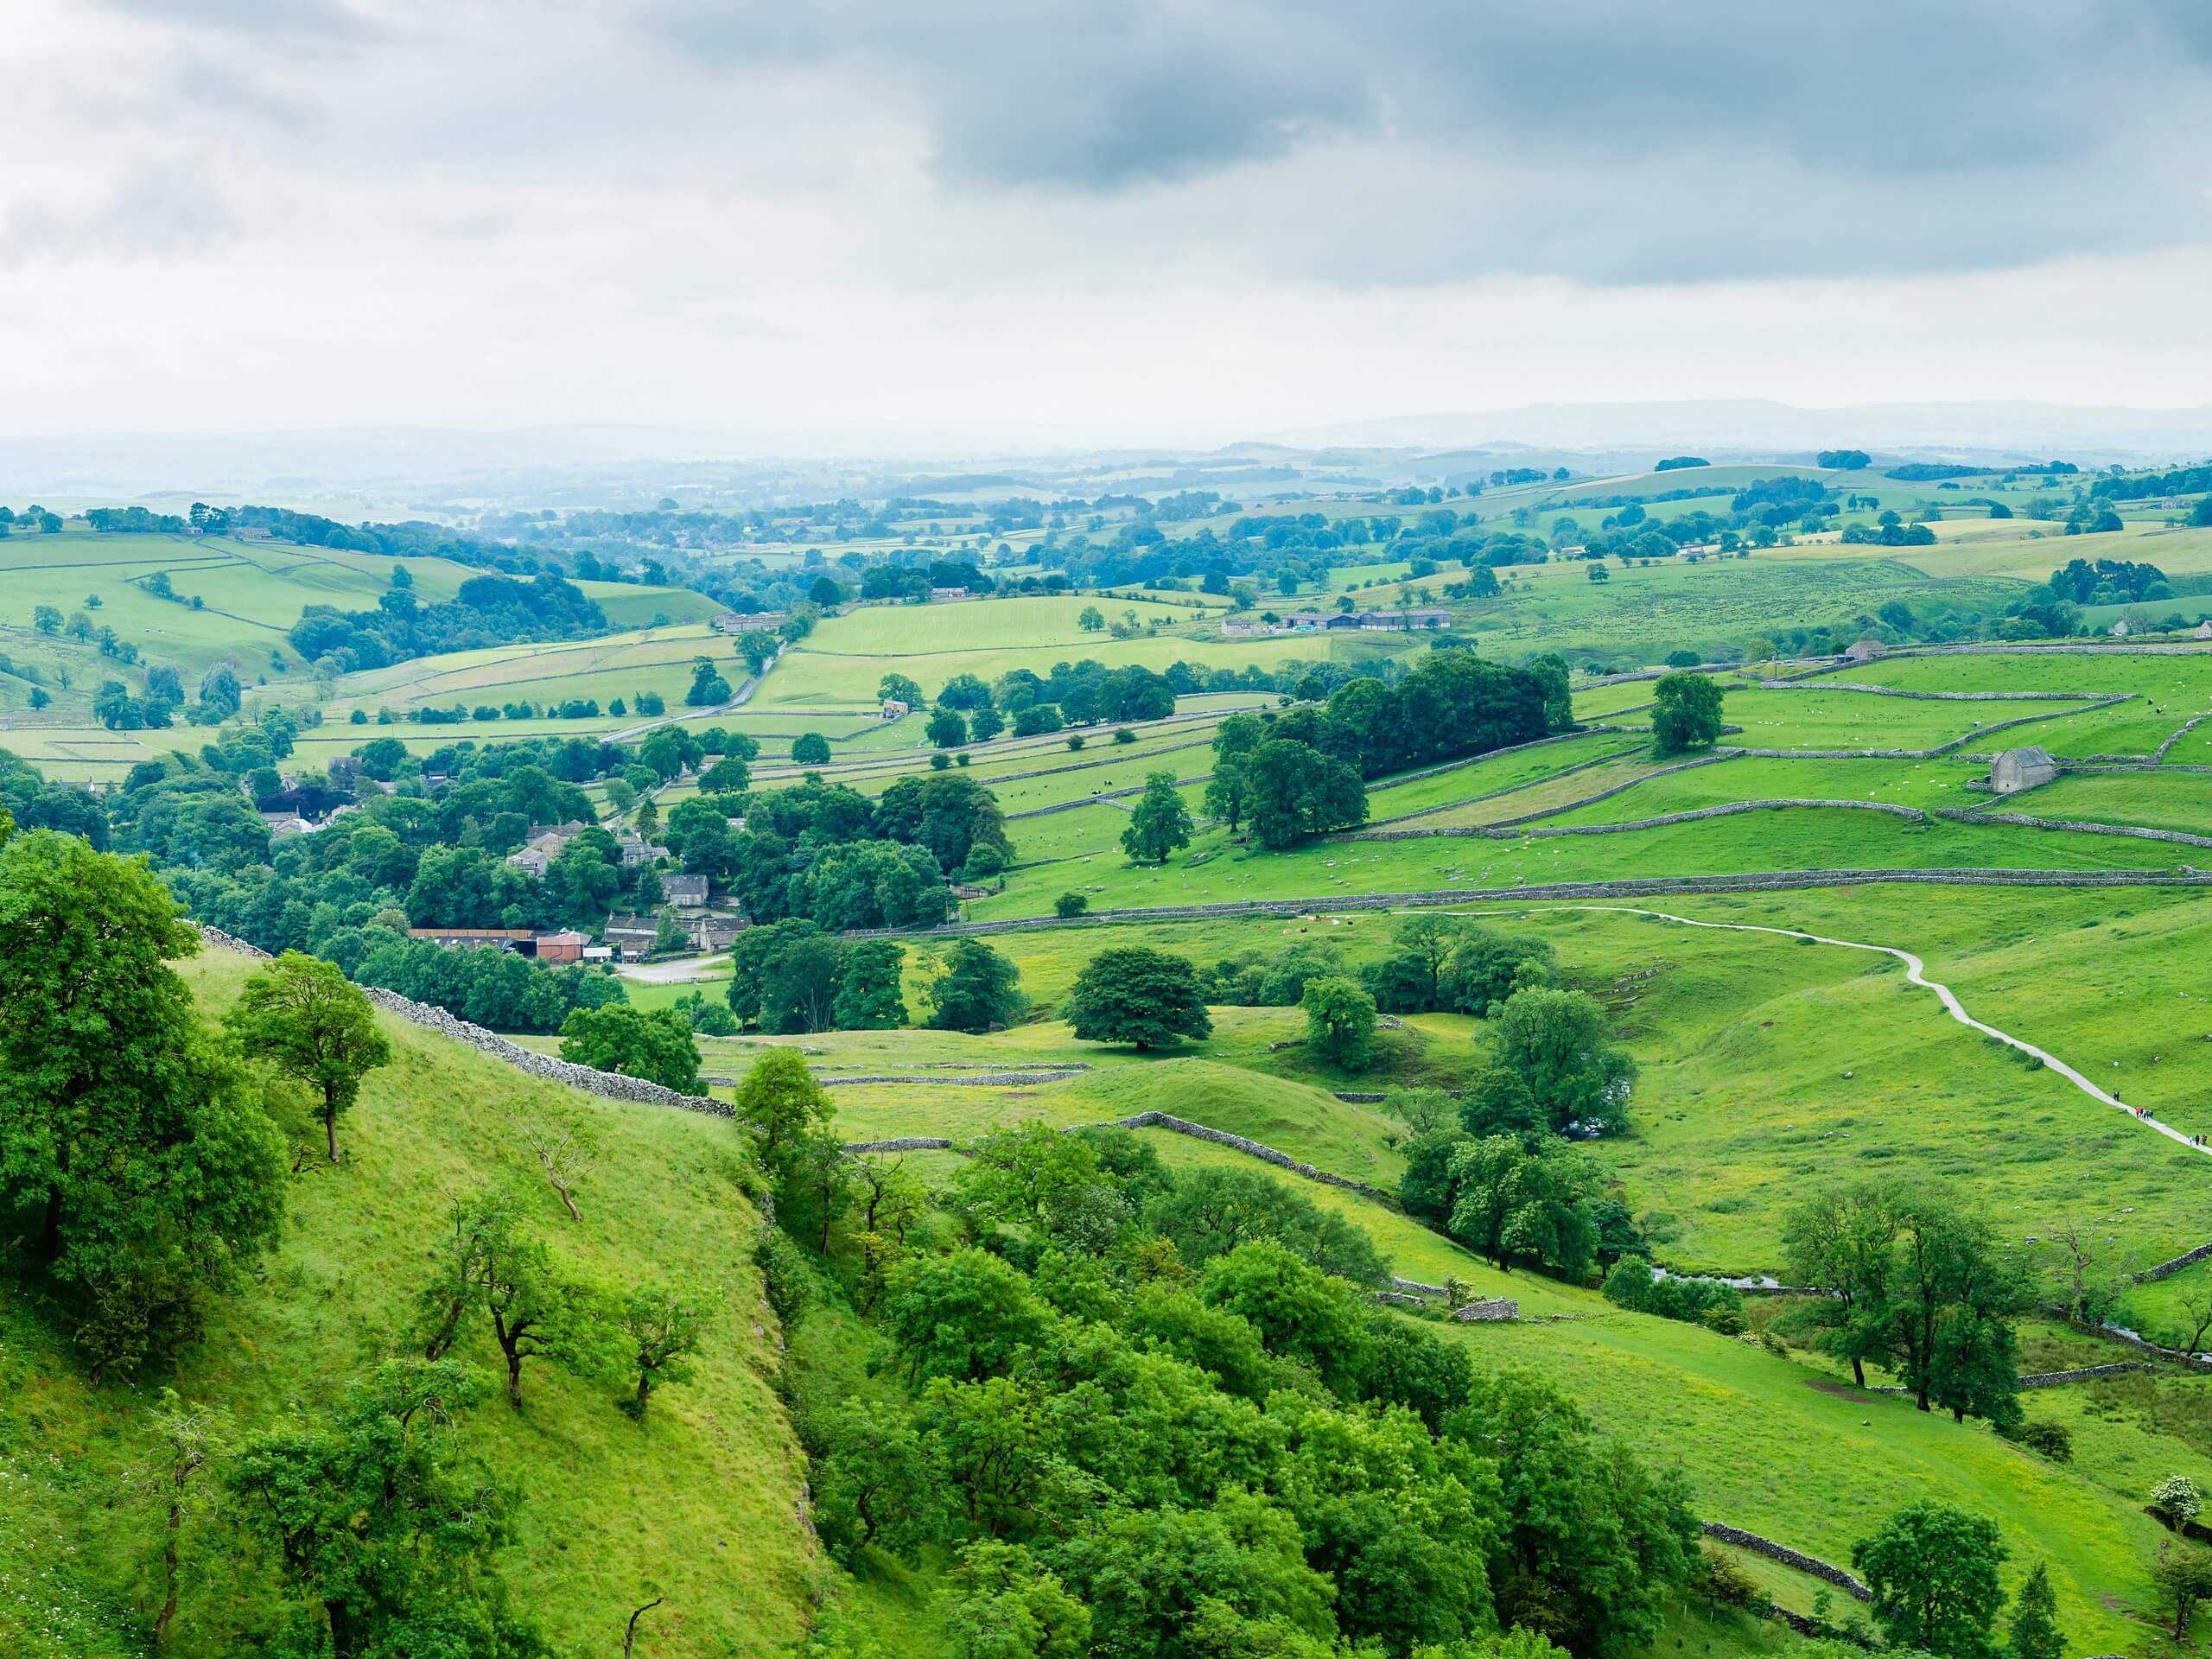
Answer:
[1700,1523,1872,1601]
[851,867,2212,941]
[2133,1240,2212,1284]
[1341,797,1925,844]
[1938,810,2212,850]
[193,925,732,1118]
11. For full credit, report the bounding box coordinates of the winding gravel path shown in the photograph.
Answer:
[1557,905,2209,1160]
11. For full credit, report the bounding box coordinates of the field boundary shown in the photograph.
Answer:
[1338,797,1928,843]
[900,868,2212,938]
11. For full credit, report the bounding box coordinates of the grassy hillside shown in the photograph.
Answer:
[2,943,812,1659]
[817,1057,2185,1652]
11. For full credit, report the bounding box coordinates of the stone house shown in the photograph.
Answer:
[661,873,710,908]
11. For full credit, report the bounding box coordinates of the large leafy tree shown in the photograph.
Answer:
[1446,1135,1603,1278]
[0,830,285,1373]
[1300,974,1377,1071]
[1443,1370,1699,1656]
[925,938,1027,1033]
[1853,1501,2008,1659]
[226,950,392,1163]
[1649,671,1725,754]
[1779,1180,1902,1389]
[833,938,909,1030]
[1065,947,1211,1049]
[1120,771,1194,864]
[1243,739,1368,849]
[1147,1165,1389,1287]
[228,1359,547,1658]
[556,1004,700,1093]
[1486,987,1636,1134]
[942,1541,1091,1659]
[730,1046,834,1173]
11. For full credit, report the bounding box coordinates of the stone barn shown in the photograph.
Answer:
[1989,746,2058,796]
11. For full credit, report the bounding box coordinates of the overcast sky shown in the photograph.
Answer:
[7,0,2212,444]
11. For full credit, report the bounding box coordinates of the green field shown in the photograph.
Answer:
[0,529,713,725]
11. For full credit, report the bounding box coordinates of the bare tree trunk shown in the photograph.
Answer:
[1850,1357,1866,1389]
[153,1489,182,1646]
[325,1097,340,1164]
[624,1597,664,1658]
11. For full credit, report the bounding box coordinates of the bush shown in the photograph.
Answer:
[2155,1474,2203,1525]
[1692,1547,1764,1611]
[1054,892,1090,918]
[1066,734,1085,751]
[2000,1419,2073,1463]
[1113,728,1137,744]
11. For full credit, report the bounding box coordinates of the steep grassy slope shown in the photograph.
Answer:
[2,944,812,1659]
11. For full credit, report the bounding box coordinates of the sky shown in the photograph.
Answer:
[7,0,2212,445]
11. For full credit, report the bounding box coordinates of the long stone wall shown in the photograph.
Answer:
[1937,809,2212,850]
[1700,1523,1872,1601]
[2018,1362,2151,1389]
[1744,679,2120,702]
[849,867,2212,940]
[192,925,733,1118]
[1358,730,1640,830]
[2158,712,2212,762]
[2133,1240,2212,1284]
[1340,797,1926,843]
[1007,774,1211,822]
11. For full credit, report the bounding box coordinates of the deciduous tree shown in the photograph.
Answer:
[226,951,392,1163]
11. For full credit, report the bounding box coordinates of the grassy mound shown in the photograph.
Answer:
[3,944,812,1659]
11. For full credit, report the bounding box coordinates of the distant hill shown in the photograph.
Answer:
[1262,398,2212,462]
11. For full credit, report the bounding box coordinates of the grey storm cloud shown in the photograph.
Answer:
[51,0,2212,286]
[641,0,2212,188]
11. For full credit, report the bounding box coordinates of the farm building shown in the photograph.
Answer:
[662,874,710,908]
[1843,637,1888,664]
[602,915,659,959]
[880,698,911,719]
[712,610,786,633]
[1236,608,1451,637]
[533,931,588,963]
[408,927,538,952]
[1990,747,2058,796]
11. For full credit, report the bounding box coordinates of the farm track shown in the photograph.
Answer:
[1541,905,2212,1163]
